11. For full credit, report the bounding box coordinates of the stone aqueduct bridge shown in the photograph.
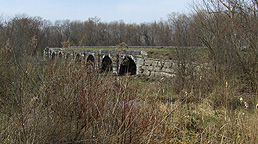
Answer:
[44,48,149,75]
[45,46,205,77]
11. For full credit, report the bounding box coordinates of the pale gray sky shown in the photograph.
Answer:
[0,0,194,23]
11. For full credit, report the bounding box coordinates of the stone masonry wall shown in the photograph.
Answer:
[138,57,176,77]
[45,48,182,77]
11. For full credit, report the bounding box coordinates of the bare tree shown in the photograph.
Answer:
[193,0,258,89]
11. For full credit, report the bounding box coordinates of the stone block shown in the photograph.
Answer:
[144,60,153,66]
[162,68,174,73]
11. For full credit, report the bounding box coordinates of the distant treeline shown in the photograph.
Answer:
[0,0,257,62]
[0,12,201,56]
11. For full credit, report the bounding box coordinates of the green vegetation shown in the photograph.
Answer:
[71,46,173,53]
[71,46,208,60]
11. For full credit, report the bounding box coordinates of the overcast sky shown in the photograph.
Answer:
[0,0,193,23]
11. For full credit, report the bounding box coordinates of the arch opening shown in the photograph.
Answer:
[58,52,62,58]
[66,53,71,59]
[101,56,112,73]
[52,52,56,59]
[87,55,95,63]
[119,56,136,76]
[75,53,82,63]
[86,55,95,67]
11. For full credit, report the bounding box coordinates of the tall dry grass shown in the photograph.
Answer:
[1,44,258,143]
[0,47,165,143]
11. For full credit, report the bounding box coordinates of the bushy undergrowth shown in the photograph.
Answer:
[135,73,258,143]
[0,48,164,143]
[1,46,258,143]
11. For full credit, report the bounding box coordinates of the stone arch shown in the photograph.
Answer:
[75,53,82,63]
[52,52,56,59]
[119,56,136,75]
[86,54,95,67]
[101,56,113,73]
[66,53,71,59]
[87,55,95,63]
[58,51,62,58]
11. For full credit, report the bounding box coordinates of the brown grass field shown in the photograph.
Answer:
[0,46,258,143]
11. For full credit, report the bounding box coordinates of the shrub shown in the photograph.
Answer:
[0,56,163,143]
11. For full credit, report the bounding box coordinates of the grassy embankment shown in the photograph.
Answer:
[71,46,208,59]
